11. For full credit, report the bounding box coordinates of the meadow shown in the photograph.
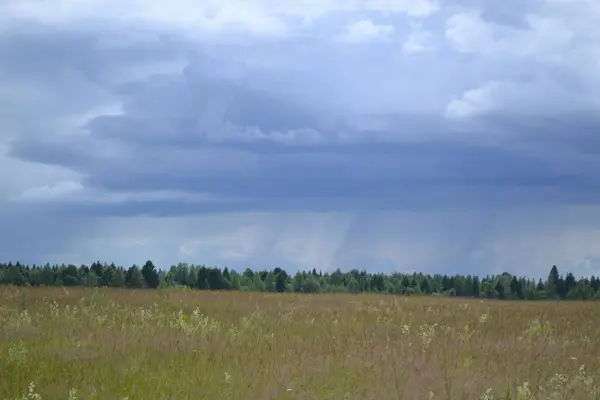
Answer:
[1,286,599,399]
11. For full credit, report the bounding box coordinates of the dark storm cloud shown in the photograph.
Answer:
[5,25,599,218]
[2,0,600,275]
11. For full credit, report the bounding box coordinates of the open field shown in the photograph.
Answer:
[1,286,600,399]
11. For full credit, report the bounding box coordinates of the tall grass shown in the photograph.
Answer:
[1,286,600,399]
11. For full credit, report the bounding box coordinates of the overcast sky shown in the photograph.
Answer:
[1,0,600,277]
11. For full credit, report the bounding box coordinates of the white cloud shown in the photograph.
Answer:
[359,0,438,17]
[0,0,438,41]
[0,1,288,38]
[445,76,594,119]
[336,19,395,43]
[403,22,433,53]
[445,10,573,62]
[445,11,495,55]
[443,4,600,120]
[445,81,503,119]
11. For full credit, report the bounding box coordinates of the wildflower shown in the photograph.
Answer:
[480,387,494,400]
[479,313,490,324]
[6,341,28,366]
[516,382,533,400]
[547,373,568,391]
[16,382,42,400]
[418,323,437,351]
[400,324,411,335]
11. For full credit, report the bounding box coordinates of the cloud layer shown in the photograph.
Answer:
[2,0,600,276]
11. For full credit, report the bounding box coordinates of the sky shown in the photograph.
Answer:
[1,0,600,278]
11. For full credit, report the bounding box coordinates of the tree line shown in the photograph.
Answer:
[0,261,598,300]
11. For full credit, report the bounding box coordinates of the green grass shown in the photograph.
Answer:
[1,286,600,399]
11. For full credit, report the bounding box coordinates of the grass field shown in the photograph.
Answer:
[1,286,600,399]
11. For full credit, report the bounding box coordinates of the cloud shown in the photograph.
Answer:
[403,22,434,53]
[444,1,600,120]
[0,0,439,41]
[1,0,600,277]
[444,77,594,119]
[445,11,572,60]
[336,19,395,43]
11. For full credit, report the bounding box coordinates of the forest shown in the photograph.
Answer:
[0,260,597,300]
